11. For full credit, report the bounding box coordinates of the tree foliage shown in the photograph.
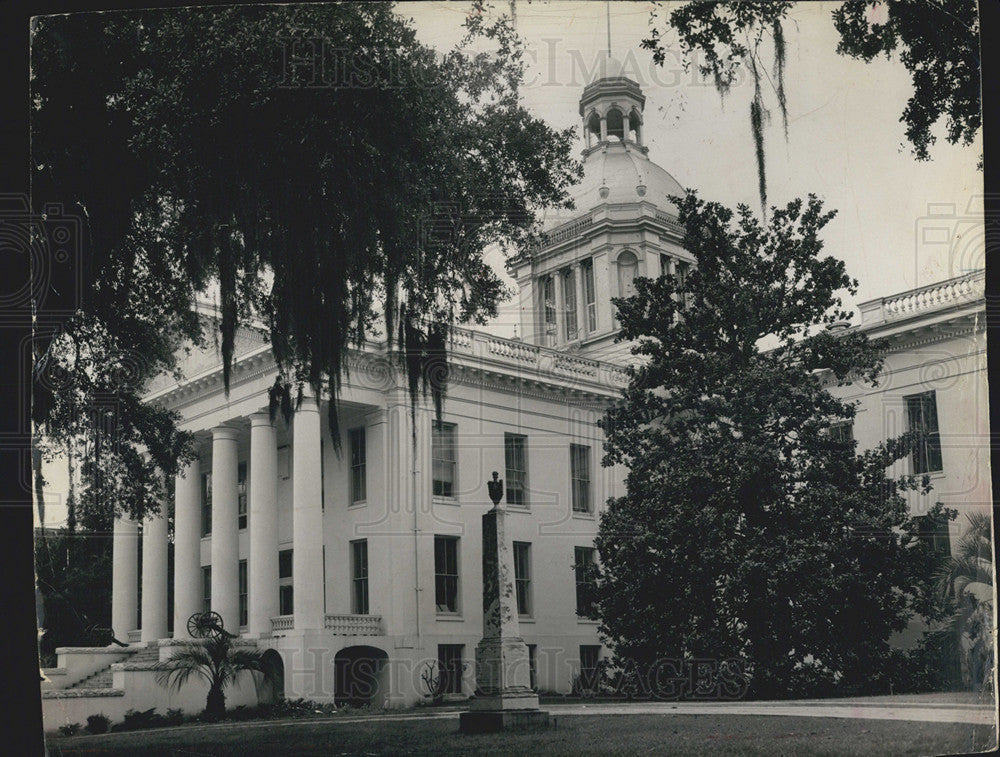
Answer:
[642,1,982,211]
[35,505,114,666]
[644,1,792,212]
[934,511,994,689]
[833,0,981,163]
[31,3,579,520]
[595,191,953,698]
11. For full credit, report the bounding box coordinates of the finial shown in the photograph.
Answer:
[487,471,504,506]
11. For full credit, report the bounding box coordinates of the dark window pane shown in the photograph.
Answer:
[437,644,464,695]
[279,549,293,579]
[505,434,528,506]
[352,540,369,614]
[514,542,531,615]
[350,427,366,502]
[432,421,457,498]
[434,537,459,613]
[907,391,942,474]
[575,547,597,617]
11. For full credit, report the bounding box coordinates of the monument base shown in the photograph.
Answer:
[459,708,550,734]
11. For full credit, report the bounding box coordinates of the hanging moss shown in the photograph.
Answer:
[660,2,793,215]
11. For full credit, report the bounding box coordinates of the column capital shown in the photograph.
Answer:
[296,394,320,413]
[249,411,273,428]
[212,425,240,442]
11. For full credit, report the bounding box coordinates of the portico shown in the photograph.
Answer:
[110,392,383,646]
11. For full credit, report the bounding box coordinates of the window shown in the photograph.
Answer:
[432,421,457,498]
[829,421,854,448]
[351,539,369,614]
[513,542,531,616]
[434,536,460,613]
[279,548,293,615]
[563,268,578,340]
[676,261,690,309]
[617,251,638,299]
[437,644,464,695]
[527,644,537,691]
[660,253,671,276]
[201,566,212,614]
[582,259,596,333]
[237,462,248,530]
[580,645,602,691]
[200,472,212,536]
[917,513,951,556]
[605,108,624,140]
[574,547,597,618]
[542,275,557,345]
[349,427,366,503]
[906,391,943,474]
[571,444,591,513]
[238,559,248,627]
[504,433,527,507]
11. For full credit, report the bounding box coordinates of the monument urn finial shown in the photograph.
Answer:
[487,471,504,507]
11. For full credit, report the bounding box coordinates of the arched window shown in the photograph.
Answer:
[586,112,601,147]
[618,251,638,299]
[605,108,624,141]
[628,110,642,144]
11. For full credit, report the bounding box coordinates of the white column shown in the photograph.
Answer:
[111,516,139,640]
[293,394,324,630]
[140,511,168,642]
[211,425,240,634]
[573,262,586,339]
[249,413,278,637]
[554,269,565,345]
[173,459,202,639]
[599,115,607,141]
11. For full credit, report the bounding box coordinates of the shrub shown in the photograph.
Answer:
[86,714,110,734]
[58,723,81,736]
[112,707,162,732]
[164,708,184,726]
[226,705,262,722]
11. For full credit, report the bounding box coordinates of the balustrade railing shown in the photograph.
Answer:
[324,614,384,635]
[881,271,983,320]
[270,615,293,632]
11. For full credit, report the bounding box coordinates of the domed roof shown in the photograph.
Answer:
[541,141,685,231]
[589,55,628,83]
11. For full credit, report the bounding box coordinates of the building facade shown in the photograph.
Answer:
[41,57,989,724]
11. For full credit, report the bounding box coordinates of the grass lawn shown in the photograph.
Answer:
[47,712,996,757]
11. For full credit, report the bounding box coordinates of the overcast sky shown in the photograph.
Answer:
[399,0,984,338]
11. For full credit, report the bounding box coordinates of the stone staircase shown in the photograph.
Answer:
[68,645,159,691]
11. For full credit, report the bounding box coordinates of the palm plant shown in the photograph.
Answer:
[934,511,995,690]
[154,635,281,719]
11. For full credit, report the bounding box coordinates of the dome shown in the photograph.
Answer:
[541,142,685,231]
[589,55,627,83]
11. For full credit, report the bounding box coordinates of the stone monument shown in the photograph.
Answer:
[459,472,550,733]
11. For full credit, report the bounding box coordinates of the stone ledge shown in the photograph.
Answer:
[112,662,166,671]
[42,689,125,699]
[41,667,68,677]
[54,647,137,655]
[158,637,258,647]
[459,709,550,734]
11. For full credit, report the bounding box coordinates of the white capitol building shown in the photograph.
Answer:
[41,57,988,725]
